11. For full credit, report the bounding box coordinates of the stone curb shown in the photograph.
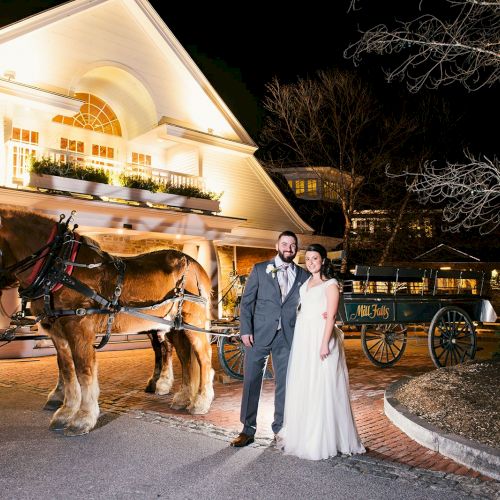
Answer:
[384,377,500,481]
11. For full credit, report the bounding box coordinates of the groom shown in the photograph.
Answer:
[230,230,309,447]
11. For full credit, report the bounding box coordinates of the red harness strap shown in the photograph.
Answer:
[25,224,58,286]
[25,226,81,293]
[52,234,81,293]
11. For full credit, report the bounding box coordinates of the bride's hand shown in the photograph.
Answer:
[320,343,330,361]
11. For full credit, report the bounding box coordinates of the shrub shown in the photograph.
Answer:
[30,157,110,184]
[118,173,159,192]
[157,181,222,200]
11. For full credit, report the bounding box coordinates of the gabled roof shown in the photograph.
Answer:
[0,0,255,146]
[413,244,480,263]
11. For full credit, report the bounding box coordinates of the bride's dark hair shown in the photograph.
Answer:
[305,243,337,280]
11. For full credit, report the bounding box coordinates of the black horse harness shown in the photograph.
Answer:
[0,213,208,348]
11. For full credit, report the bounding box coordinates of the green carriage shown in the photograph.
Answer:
[216,265,496,378]
[339,265,494,368]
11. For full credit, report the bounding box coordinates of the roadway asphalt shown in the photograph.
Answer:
[0,385,492,500]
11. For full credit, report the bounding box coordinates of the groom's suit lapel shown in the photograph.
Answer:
[266,259,281,297]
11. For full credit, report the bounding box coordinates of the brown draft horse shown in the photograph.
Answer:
[0,207,214,435]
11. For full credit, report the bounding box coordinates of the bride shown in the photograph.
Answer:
[279,243,365,460]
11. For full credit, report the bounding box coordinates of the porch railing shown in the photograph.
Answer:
[4,142,205,191]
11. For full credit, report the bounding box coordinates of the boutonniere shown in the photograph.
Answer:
[266,263,280,278]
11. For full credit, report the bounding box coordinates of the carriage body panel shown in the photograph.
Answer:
[339,294,484,325]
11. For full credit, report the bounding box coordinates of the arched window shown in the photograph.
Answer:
[53,93,122,136]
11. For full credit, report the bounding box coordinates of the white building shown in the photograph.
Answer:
[0,0,340,345]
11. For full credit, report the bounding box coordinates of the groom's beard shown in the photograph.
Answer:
[278,250,296,263]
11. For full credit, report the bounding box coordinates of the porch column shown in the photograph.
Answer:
[182,243,198,260]
[0,113,12,185]
[197,240,219,318]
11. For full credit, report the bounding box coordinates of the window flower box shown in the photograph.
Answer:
[28,173,220,213]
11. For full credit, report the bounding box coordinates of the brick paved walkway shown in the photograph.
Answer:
[0,332,498,483]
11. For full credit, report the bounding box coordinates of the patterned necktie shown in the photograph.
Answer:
[280,264,289,300]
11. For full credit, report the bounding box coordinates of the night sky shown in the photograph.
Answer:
[1,0,497,148]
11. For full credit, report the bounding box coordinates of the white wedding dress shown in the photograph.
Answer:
[280,278,365,460]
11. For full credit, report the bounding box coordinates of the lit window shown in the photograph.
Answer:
[409,220,422,238]
[91,144,114,167]
[423,218,433,238]
[12,127,38,145]
[59,137,84,164]
[53,93,122,136]
[307,179,317,195]
[288,180,293,189]
[11,127,39,181]
[323,180,340,201]
[129,152,152,177]
[131,152,152,166]
[92,144,114,159]
[295,179,305,195]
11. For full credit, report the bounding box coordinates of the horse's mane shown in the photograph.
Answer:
[0,207,201,267]
[0,206,67,231]
[0,206,105,255]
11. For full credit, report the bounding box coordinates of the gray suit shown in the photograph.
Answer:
[239,259,309,436]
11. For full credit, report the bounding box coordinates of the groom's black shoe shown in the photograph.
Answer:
[230,432,254,447]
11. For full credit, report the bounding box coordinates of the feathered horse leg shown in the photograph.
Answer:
[48,330,81,430]
[185,327,214,415]
[145,330,174,395]
[170,331,192,410]
[62,317,100,436]
[44,346,65,411]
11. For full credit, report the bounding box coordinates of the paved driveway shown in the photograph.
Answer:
[0,327,498,497]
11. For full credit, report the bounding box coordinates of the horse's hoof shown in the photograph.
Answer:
[44,399,63,411]
[64,425,90,437]
[189,407,209,415]
[189,402,210,415]
[155,380,173,396]
[155,387,171,396]
[144,379,156,393]
[49,419,66,431]
[170,389,190,410]
[170,401,188,410]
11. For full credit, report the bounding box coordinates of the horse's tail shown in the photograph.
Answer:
[187,256,213,324]
[189,347,201,400]
[183,255,213,400]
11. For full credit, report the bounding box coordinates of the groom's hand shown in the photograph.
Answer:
[241,334,254,347]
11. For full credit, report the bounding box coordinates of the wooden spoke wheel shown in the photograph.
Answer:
[361,323,407,368]
[217,335,274,380]
[218,335,245,380]
[428,306,477,368]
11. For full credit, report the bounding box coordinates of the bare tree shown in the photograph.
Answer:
[345,0,500,235]
[388,152,500,234]
[345,0,500,92]
[260,69,420,272]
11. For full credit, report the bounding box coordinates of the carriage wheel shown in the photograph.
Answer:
[361,324,407,368]
[217,335,274,380]
[428,306,476,368]
[218,335,245,380]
